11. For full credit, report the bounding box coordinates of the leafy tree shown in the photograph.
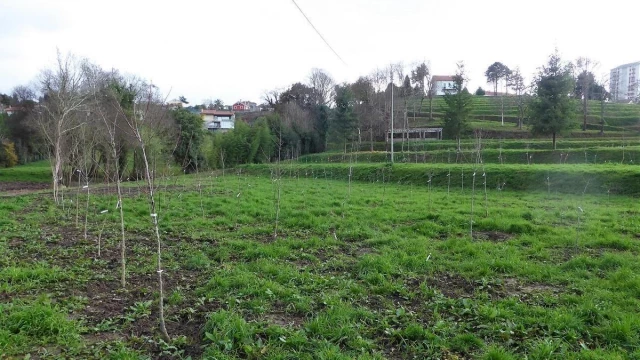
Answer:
[280,83,315,109]
[172,108,204,172]
[410,62,429,106]
[249,119,274,163]
[529,50,575,149]
[475,87,486,96]
[485,62,510,95]
[442,63,473,150]
[213,99,224,110]
[485,62,511,125]
[0,93,10,107]
[510,68,529,129]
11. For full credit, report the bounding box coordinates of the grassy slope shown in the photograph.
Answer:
[407,97,640,136]
[1,173,639,358]
[0,160,51,183]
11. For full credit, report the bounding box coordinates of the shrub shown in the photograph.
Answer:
[0,140,19,167]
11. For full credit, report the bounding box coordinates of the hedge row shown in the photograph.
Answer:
[240,163,640,196]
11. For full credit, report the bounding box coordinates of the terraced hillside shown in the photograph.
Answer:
[402,97,640,136]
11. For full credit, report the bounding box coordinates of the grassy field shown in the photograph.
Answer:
[1,166,640,359]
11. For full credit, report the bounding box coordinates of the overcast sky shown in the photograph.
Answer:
[1,0,638,105]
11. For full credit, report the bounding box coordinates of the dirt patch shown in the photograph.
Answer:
[8,219,212,359]
[262,312,305,328]
[426,273,477,298]
[502,278,563,299]
[0,182,50,196]
[473,231,512,242]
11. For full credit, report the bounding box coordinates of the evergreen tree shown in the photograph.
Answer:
[172,108,204,172]
[442,63,473,150]
[529,50,575,149]
[330,85,357,150]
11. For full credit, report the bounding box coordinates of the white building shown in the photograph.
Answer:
[432,75,457,96]
[610,61,640,102]
[201,110,235,132]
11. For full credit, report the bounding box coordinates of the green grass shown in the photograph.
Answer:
[0,160,51,183]
[1,169,640,358]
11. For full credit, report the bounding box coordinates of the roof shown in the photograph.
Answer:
[201,110,234,116]
[432,75,455,82]
[611,61,640,70]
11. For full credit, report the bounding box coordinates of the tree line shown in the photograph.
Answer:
[0,50,630,171]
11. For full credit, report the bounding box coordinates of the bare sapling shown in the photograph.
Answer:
[447,169,451,196]
[87,67,131,288]
[582,179,591,196]
[273,128,283,240]
[195,156,205,219]
[576,206,584,255]
[96,210,109,258]
[78,122,98,242]
[235,168,242,229]
[546,174,551,195]
[461,169,464,194]
[124,82,171,341]
[427,172,433,212]
[83,171,90,241]
[482,169,488,217]
[76,170,82,227]
[470,170,476,238]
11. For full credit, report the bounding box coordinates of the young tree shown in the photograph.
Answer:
[85,66,134,288]
[485,62,511,125]
[411,61,431,118]
[593,75,610,135]
[529,50,575,149]
[351,76,383,151]
[510,68,528,129]
[121,82,173,341]
[443,62,473,151]
[575,57,599,131]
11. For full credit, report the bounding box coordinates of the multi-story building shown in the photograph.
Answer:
[201,110,235,132]
[610,61,640,102]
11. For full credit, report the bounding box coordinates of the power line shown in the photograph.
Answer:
[290,0,347,66]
